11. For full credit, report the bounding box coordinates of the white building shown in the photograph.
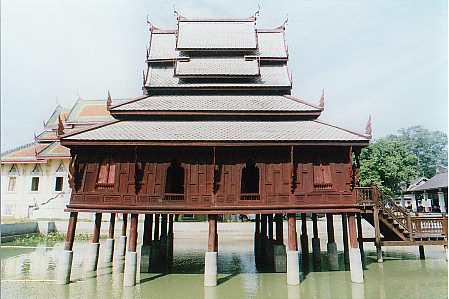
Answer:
[1,98,113,220]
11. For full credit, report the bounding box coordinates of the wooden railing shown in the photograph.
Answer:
[240,193,261,201]
[163,193,185,201]
[356,186,448,240]
[96,182,114,190]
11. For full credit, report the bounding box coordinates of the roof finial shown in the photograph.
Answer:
[254,4,261,19]
[34,132,37,142]
[146,46,149,60]
[57,114,64,136]
[173,5,179,18]
[319,88,325,108]
[365,115,372,137]
[106,90,112,110]
[142,70,146,86]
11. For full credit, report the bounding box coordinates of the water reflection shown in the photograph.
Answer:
[0,240,447,299]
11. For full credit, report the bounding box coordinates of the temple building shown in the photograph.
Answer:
[55,13,447,288]
[1,98,113,219]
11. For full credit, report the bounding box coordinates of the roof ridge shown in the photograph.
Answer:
[313,119,370,140]
[283,95,322,111]
[1,141,36,157]
[109,95,150,110]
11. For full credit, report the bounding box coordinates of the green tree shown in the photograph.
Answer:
[359,138,419,196]
[392,126,447,178]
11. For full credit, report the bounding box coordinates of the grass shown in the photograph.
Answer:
[2,232,108,247]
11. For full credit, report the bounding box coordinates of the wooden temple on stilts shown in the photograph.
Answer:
[56,11,447,288]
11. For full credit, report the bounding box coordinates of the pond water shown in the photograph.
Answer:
[1,223,447,299]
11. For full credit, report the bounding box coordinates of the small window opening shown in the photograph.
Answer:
[55,177,64,191]
[31,177,40,191]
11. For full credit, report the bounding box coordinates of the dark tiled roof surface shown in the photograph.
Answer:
[412,171,448,191]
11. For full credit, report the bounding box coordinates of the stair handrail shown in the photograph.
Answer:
[373,185,412,234]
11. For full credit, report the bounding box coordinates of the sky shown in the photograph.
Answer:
[1,0,447,151]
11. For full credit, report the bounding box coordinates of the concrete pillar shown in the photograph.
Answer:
[410,193,417,212]
[140,214,153,273]
[326,214,339,270]
[348,213,364,283]
[204,215,218,287]
[300,213,309,265]
[113,213,128,272]
[341,214,350,265]
[85,213,101,272]
[286,213,300,285]
[56,212,77,285]
[438,190,446,213]
[124,214,139,287]
[419,245,425,260]
[105,213,116,263]
[311,213,321,266]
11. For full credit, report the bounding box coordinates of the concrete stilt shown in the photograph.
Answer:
[113,213,128,272]
[140,214,153,273]
[286,213,300,285]
[105,213,116,263]
[273,243,287,272]
[124,213,139,287]
[311,213,321,266]
[419,245,425,260]
[56,212,77,285]
[85,213,102,272]
[204,215,218,287]
[341,214,350,265]
[348,214,364,283]
[326,214,339,270]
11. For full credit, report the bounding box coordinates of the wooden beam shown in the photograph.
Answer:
[128,214,139,252]
[64,212,78,251]
[92,213,102,243]
[121,213,128,236]
[208,215,218,252]
[287,213,297,251]
[108,213,116,239]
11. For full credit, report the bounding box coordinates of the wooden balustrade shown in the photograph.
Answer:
[411,217,447,238]
[240,193,261,201]
[163,193,185,201]
[96,182,114,190]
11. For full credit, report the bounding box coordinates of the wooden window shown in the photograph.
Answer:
[240,161,260,200]
[8,177,16,192]
[164,162,185,200]
[55,177,64,191]
[96,161,116,189]
[31,177,40,191]
[313,163,332,190]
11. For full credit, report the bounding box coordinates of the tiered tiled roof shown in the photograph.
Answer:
[61,14,370,146]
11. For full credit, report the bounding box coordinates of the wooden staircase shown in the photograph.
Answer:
[356,186,448,246]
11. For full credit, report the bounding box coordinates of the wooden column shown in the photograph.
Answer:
[92,213,102,243]
[373,207,383,262]
[287,214,298,251]
[300,213,309,257]
[275,214,284,243]
[143,214,153,246]
[161,214,168,238]
[214,216,218,252]
[312,214,319,239]
[121,213,128,236]
[261,214,268,239]
[64,212,78,251]
[208,215,218,252]
[342,214,350,265]
[168,214,174,236]
[348,214,359,248]
[268,214,274,240]
[154,214,160,241]
[128,214,139,252]
[108,213,116,239]
[356,213,365,264]
[326,214,335,243]
[419,246,425,260]
[255,214,261,235]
